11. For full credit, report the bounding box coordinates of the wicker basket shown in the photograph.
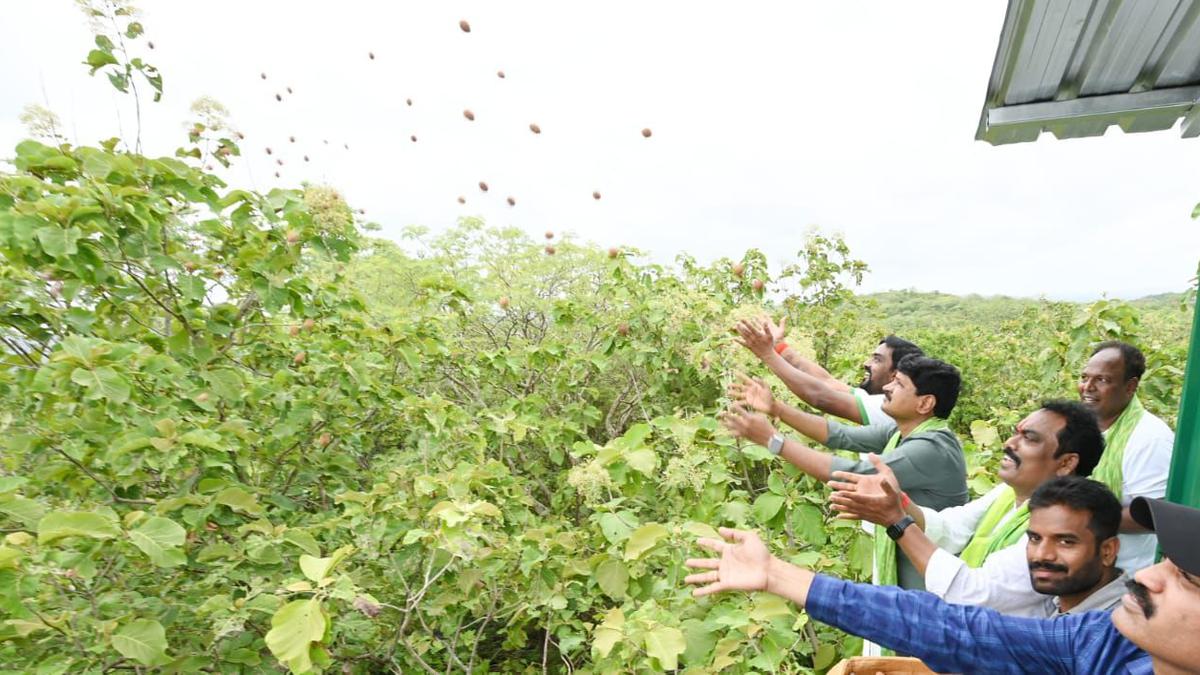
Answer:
[827,656,937,675]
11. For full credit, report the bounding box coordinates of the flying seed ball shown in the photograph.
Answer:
[148,41,155,49]
[544,230,554,240]
[529,123,541,134]
[274,171,280,178]
[289,135,295,143]
[406,98,413,106]
[276,159,283,166]
[506,196,515,206]
[303,155,309,162]
[275,93,282,102]
[460,19,471,32]
[266,147,273,155]
[593,191,601,200]
[544,245,556,255]
[287,86,293,94]
[479,181,489,192]
[641,128,652,138]
[411,135,418,142]
[344,143,349,150]
[457,196,466,204]
[261,72,267,80]
[497,70,505,78]
[464,109,475,121]
[235,131,245,140]
[369,51,375,60]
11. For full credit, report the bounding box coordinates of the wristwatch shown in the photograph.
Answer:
[766,433,785,456]
[886,515,916,541]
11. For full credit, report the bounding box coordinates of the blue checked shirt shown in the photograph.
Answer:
[805,575,1153,674]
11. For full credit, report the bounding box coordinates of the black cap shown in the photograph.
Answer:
[1130,497,1200,576]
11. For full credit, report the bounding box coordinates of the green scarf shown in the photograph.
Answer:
[874,417,950,586]
[958,485,1030,567]
[1091,395,1143,501]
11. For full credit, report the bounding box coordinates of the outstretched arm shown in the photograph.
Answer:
[721,404,836,482]
[735,320,859,421]
[728,374,830,443]
[828,457,939,573]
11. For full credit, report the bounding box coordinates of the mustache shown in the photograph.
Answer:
[1003,447,1021,467]
[1028,561,1068,574]
[1125,579,1156,620]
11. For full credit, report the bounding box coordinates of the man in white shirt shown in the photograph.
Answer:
[1079,341,1175,572]
[735,317,922,427]
[828,400,1109,616]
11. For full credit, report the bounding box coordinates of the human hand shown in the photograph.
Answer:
[684,527,772,596]
[828,453,907,526]
[727,373,775,414]
[720,403,776,447]
[763,315,787,344]
[734,319,776,360]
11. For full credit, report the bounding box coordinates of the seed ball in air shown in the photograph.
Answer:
[323,139,328,144]
[529,123,541,134]
[359,209,366,215]
[276,159,283,166]
[479,181,489,192]
[497,70,505,78]
[411,135,417,142]
[459,19,471,32]
[641,128,652,138]
[593,191,601,200]
[289,135,295,143]
[544,245,556,255]
[260,72,267,80]
[406,98,413,106]
[235,131,245,140]
[265,147,273,155]
[287,86,293,94]
[274,171,280,178]
[544,230,554,240]
[303,155,309,162]
[344,143,349,150]
[457,196,465,204]
[369,51,375,60]
[148,41,155,49]
[464,109,475,121]
[205,164,213,170]
[506,196,515,206]
[275,93,282,102]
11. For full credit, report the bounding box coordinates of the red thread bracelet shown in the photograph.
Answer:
[774,341,789,355]
[901,492,911,508]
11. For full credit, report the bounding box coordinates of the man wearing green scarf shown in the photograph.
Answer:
[723,355,968,590]
[1079,341,1174,572]
[828,400,1107,616]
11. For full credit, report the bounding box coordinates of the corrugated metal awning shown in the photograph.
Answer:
[977,0,1200,145]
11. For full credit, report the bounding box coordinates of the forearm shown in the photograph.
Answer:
[778,439,836,482]
[770,399,830,444]
[894,523,939,576]
[774,350,851,394]
[764,556,815,607]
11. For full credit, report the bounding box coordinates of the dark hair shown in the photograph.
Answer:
[1028,476,1122,545]
[1091,341,1146,382]
[879,336,923,371]
[1039,400,1105,477]
[895,355,960,419]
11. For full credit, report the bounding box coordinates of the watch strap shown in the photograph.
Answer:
[886,515,916,541]
[766,433,785,456]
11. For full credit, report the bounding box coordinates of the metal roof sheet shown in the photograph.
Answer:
[977,0,1200,144]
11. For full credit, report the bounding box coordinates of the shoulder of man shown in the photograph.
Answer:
[900,425,962,448]
[1134,409,1175,437]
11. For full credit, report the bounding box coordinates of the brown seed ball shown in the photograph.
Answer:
[276,159,283,166]
[148,40,155,49]
[752,279,764,292]
[275,93,282,102]
[287,86,293,94]
[732,263,745,278]
[318,432,332,446]
[411,135,418,142]
[529,123,541,134]
[183,261,198,272]
[464,109,475,121]
[235,131,245,140]
[261,72,267,80]
[498,296,509,309]
[205,164,213,171]
[457,196,466,204]
[303,155,310,162]
[617,323,630,337]
[593,191,602,200]
[544,245,556,255]
[265,147,273,155]
[358,209,366,215]
[641,128,652,138]
[289,135,295,143]
[293,351,306,365]
[459,19,471,32]
[406,98,413,106]
[274,171,280,178]
[344,143,349,150]
[497,70,506,78]
[289,325,300,336]
[544,230,554,240]
[369,51,375,60]
[608,247,619,258]
[303,318,315,331]
[506,196,515,206]
[286,230,300,244]
[479,181,489,192]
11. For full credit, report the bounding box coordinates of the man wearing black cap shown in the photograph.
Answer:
[684,495,1200,674]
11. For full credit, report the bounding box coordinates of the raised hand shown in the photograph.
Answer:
[734,319,776,360]
[727,373,774,414]
[684,527,772,596]
[828,453,907,526]
[720,403,775,447]
[763,315,787,344]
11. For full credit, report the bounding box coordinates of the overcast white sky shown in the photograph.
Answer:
[3,1,1199,300]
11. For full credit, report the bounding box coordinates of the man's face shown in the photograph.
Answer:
[1026,504,1115,598]
[859,343,894,395]
[1112,558,1200,671]
[881,372,928,421]
[1078,348,1137,423]
[997,409,1074,494]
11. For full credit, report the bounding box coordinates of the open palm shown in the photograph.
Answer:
[684,528,771,596]
[728,374,774,414]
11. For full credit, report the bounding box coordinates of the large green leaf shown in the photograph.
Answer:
[752,493,785,523]
[591,608,623,659]
[112,619,169,666]
[623,522,668,561]
[265,598,327,673]
[37,511,121,544]
[298,545,353,582]
[624,448,658,475]
[643,624,686,671]
[34,225,81,258]
[0,495,45,528]
[213,487,264,516]
[70,366,131,403]
[594,557,628,600]
[128,516,186,567]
